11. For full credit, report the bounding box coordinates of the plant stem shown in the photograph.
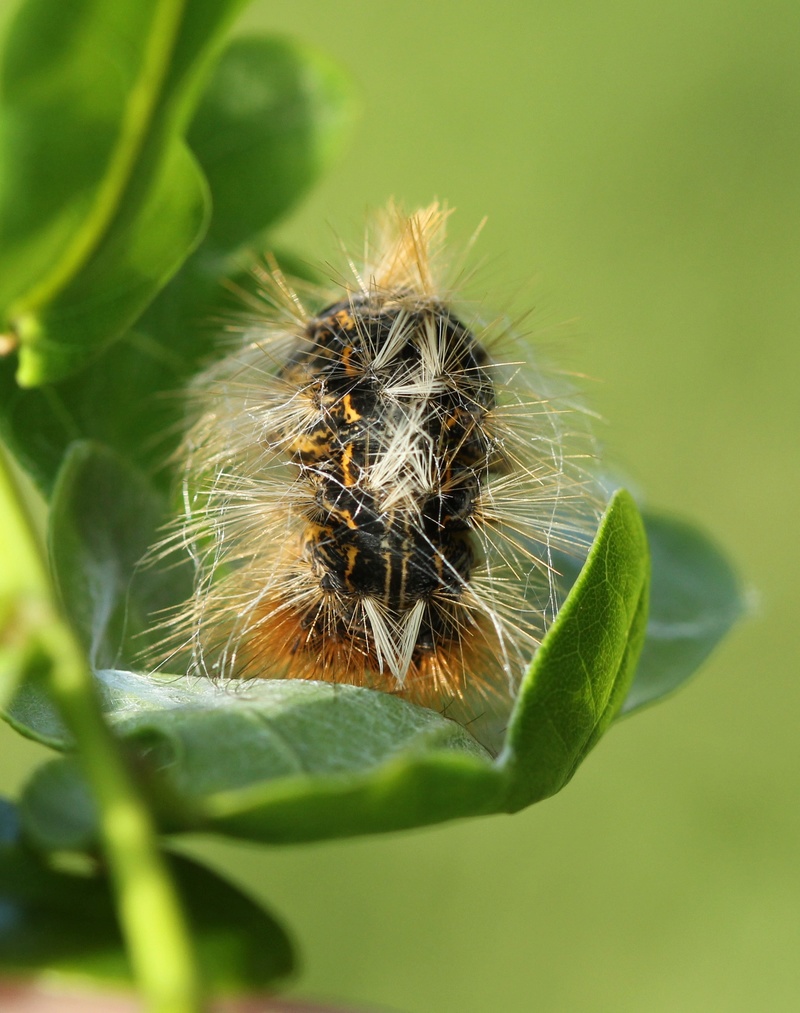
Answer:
[0,450,204,1012]
[0,448,50,707]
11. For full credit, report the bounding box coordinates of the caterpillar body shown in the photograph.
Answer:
[158,204,602,734]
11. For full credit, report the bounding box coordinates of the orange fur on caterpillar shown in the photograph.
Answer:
[152,203,603,720]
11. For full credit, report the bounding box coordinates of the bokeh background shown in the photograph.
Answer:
[2,1,799,1010]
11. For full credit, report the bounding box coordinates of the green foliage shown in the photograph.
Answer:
[0,0,745,1006]
[187,35,359,252]
[0,799,294,989]
[5,481,739,848]
[0,17,356,493]
[0,0,249,386]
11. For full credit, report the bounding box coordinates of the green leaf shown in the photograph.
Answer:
[0,0,247,386]
[187,35,359,251]
[0,800,294,990]
[6,491,743,844]
[47,441,190,669]
[0,15,357,491]
[0,246,320,496]
[620,512,745,716]
[6,494,653,846]
[15,669,499,845]
[500,488,650,810]
[12,139,211,386]
[19,758,98,853]
[0,797,20,843]
[0,305,226,497]
[1,660,70,749]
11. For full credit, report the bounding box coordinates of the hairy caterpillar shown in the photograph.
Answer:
[154,204,603,729]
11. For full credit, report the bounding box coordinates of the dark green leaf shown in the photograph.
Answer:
[620,512,746,716]
[500,489,650,810]
[47,441,190,669]
[0,24,354,496]
[19,759,97,853]
[0,0,247,386]
[187,35,359,251]
[0,804,294,989]
[0,821,130,982]
[0,797,20,844]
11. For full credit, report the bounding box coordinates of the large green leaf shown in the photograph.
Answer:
[3,444,737,848]
[0,798,294,990]
[18,758,99,853]
[0,26,354,496]
[6,488,655,845]
[0,273,235,496]
[0,0,246,386]
[11,139,211,386]
[187,35,359,251]
[16,672,498,847]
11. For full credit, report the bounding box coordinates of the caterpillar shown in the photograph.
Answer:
[154,203,603,733]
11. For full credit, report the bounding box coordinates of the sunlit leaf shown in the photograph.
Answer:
[0,0,247,386]
[17,672,498,845]
[12,140,211,386]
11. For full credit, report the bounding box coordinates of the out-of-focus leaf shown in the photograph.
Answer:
[0,0,247,386]
[620,513,745,716]
[0,10,357,493]
[0,797,20,844]
[187,35,359,251]
[47,441,190,669]
[1,660,69,749]
[0,799,294,990]
[536,506,745,720]
[19,758,97,853]
[500,489,650,810]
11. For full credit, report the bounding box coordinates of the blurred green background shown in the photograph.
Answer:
[2,0,798,1010]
